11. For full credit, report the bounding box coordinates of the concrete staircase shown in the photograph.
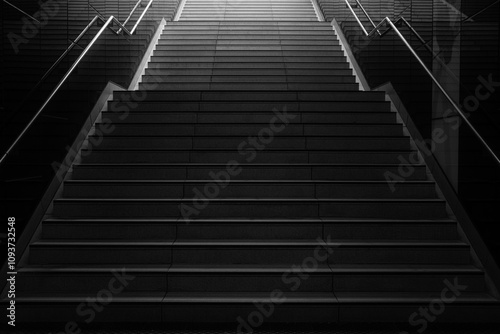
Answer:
[3,0,499,326]
[180,0,319,21]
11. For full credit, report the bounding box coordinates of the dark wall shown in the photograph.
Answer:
[317,0,500,266]
[1,0,179,260]
[457,0,500,268]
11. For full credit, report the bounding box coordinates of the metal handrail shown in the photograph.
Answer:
[353,0,377,29]
[132,0,155,34]
[342,0,500,167]
[344,0,382,36]
[348,0,498,123]
[1,0,153,134]
[3,3,143,128]
[117,0,144,34]
[2,0,40,23]
[88,0,153,36]
[0,0,155,165]
[20,16,102,105]
[347,0,478,81]
[462,0,499,22]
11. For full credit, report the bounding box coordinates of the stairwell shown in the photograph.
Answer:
[3,0,500,324]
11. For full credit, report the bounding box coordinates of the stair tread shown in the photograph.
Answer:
[9,292,165,303]
[118,89,359,92]
[43,218,457,223]
[168,264,332,272]
[173,240,467,246]
[97,122,398,125]
[31,240,467,247]
[72,163,427,167]
[82,148,416,152]
[334,292,499,303]
[18,265,171,273]
[31,241,174,246]
[102,112,389,115]
[329,264,482,273]
[54,198,445,202]
[6,292,337,304]
[162,292,338,303]
[89,136,405,139]
[167,264,480,273]
[16,264,481,274]
[65,180,435,184]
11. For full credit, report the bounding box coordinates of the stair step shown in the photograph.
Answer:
[111,90,386,101]
[161,291,498,322]
[80,149,415,164]
[5,292,165,322]
[323,219,458,240]
[106,101,389,112]
[71,163,429,181]
[170,240,469,264]
[29,239,469,265]
[166,264,484,292]
[90,136,409,150]
[154,45,342,51]
[62,180,437,199]
[148,61,352,69]
[51,198,449,219]
[29,241,173,264]
[41,218,457,240]
[334,292,500,322]
[168,265,333,292]
[16,265,169,293]
[101,111,396,124]
[93,124,403,136]
[332,265,485,292]
[138,82,360,91]
[157,39,340,45]
[7,291,498,323]
[141,75,357,83]
[149,56,348,62]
